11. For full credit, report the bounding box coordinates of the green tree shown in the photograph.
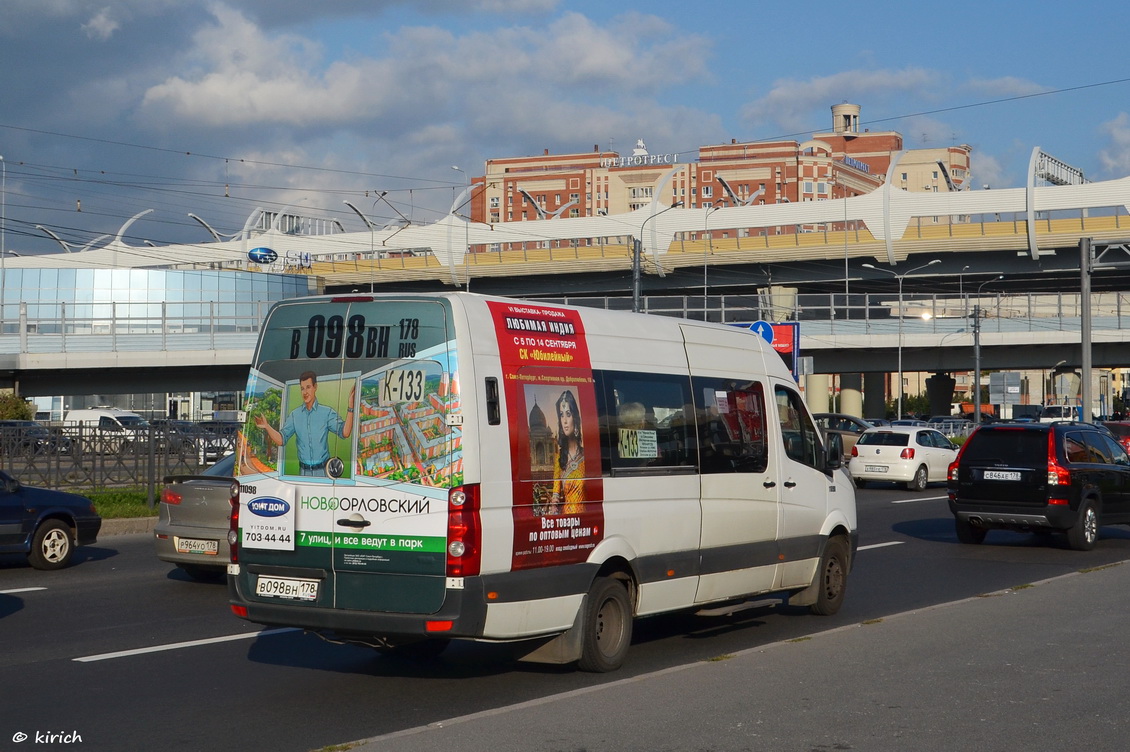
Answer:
[0,393,34,420]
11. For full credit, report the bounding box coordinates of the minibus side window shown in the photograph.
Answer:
[596,370,695,474]
[774,385,822,469]
[691,378,768,474]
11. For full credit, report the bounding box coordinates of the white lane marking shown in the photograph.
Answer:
[858,541,903,551]
[892,494,948,504]
[0,587,48,595]
[73,627,299,663]
[70,537,909,664]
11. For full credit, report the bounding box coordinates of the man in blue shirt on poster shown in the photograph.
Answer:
[256,371,355,477]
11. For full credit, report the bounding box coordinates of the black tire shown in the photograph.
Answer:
[1066,498,1100,551]
[28,519,74,570]
[809,536,850,616]
[853,477,867,489]
[577,577,633,673]
[906,464,928,492]
[177,564,226,582]
[954,517,987,545]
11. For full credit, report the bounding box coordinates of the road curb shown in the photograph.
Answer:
[100,517,159,536]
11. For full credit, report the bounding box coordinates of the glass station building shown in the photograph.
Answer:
[0,267,319,420]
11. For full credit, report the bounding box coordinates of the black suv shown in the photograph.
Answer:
[947,421,1130,550]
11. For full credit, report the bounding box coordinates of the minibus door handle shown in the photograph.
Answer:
[783,480,797,488]
[763,480,776,489]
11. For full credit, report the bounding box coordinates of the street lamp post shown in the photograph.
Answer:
[451,166,471,289]
[633,201,683,313]
[972,275,1004,425]
[704,203,723,321]
[862,259,941,419]
[1,154,5,333]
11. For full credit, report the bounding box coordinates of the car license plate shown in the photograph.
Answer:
[255,575,318,601]
[865,465,887,473]
[983,470,1021,481]
[175,537,219,555]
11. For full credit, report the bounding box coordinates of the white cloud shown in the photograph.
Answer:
[126,4,723,226]
[740,68,943,136]
[969,152,1006,191]
[964,76,1045,99]
[139,6,714,139]
[140,5,353,127]
[82,7,121,40]
[1098,113,1130,177]
[535,12,711,91]
[901,115,967,150]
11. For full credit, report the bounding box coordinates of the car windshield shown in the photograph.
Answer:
[858,431,910,447]
[961,429,1047,465]
[1103,423,1130,437]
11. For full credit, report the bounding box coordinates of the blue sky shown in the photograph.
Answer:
[2,0,1129,253]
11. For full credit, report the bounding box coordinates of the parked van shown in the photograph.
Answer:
[227,293,858,671]
[1039,405,1078,423]
[65,407,148,430]
[64,408,151,453]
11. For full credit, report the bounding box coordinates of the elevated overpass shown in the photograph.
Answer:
[2,289,1125,399]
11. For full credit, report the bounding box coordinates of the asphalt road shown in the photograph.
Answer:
[3,483,1129,752]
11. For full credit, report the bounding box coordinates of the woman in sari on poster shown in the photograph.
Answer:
[550,389,585,514]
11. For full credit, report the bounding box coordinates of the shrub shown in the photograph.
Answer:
[84,488,158,519]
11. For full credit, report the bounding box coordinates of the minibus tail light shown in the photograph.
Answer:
[227,488,241,565]
[446,484,481,577]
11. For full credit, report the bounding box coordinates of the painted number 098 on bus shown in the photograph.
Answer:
[288,314,424,360]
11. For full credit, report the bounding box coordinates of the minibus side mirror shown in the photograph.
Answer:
[824,432,843,471]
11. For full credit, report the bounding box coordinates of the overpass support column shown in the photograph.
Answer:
[805,374,830,413]
[839,373,863,417]
[864,372,888,420]
[926,373,957,417]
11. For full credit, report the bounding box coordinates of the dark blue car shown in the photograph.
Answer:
[0,471,101,569]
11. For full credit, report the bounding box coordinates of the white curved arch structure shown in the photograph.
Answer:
[12,174,1130,280]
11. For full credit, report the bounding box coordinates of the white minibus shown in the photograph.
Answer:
[227,293,857,671]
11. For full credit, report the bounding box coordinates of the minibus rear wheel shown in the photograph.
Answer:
[577,577,632,673]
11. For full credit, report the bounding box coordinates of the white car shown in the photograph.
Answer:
[847,426,958,491]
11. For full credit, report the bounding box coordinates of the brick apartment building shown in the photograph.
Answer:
[470,103,972,242]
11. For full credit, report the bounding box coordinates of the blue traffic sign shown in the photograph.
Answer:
[750,320,774,344]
